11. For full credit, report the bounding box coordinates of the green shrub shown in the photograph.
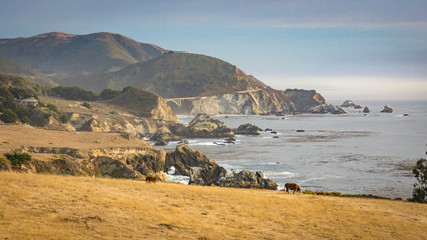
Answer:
[48,86,97,101]
[1,109,18,123]
[59,113,69,123]
[5,151,31,169]
[409,158,427,203]
[21,116,30,124]
[81,102,91,109]
[15,106,30,119]
[47,104,59,113]
[99,88,121,100]
[0,155,11,170]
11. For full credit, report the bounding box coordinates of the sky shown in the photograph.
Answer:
[1,0,426,101]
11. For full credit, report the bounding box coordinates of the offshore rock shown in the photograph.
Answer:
[311,104,346,114]
[217,170,278,190]
[381,105,393,113]
[184,113,234,138]
[363,106,370,113]
[233,123,261,135]
[340,100,356,108]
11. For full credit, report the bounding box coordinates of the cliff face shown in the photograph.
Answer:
[104,87,178,122]
[167,89,325,115]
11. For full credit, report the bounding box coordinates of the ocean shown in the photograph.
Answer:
[158,101,427,199]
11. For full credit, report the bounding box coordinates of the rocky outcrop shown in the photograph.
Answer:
[166,144,227,186]
[165,144,211,176]
[381,105,393,113]
[104,87,178,122]
[354,105,362,109]
[21,146,168,181]
[189,161,227,186]
[340,100,356,107]
[217,170,278,190]
[149,125,181,142]
[363,106,370,113]
[234,123,261,135]
[311,104,346,114]
[182,114,234,138]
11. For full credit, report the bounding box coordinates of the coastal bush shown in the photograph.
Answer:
[47,104,60,113]
[0,155,11,170]
[409,158,427,203]
[1,109,18,123]
[48,86,97,101]
[59,113,69,123]
[81,102,91,109]
[5,151,31,169]
[21,116,30,124]
[99,88,121,100]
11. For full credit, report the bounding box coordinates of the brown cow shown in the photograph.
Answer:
[285,183,301,194]
[145,176,157,183]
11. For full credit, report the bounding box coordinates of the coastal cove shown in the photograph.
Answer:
[156,101,427,199]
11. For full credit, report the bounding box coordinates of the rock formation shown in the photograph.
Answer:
[381,105,393,113]
[217,170,278,190]
[182,113,234,138]
[234,123,262,135]
[165,144,211,176]
[311,104,346,114]
[363,106,370,113]
[340,100,356,107]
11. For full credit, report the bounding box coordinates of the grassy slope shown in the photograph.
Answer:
[59,53,264,97]
[1,172,426,240]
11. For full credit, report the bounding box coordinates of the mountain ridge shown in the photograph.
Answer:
[0,32,167,74]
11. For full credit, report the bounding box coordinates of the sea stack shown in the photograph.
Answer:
[381,105,393,113]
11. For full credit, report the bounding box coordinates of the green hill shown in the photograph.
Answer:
[0,57,58,87]
[0,57,38,76]
[0,32,166,74]
[58,52,266,98]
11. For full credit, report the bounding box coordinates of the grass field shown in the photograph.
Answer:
[1,171,426,240]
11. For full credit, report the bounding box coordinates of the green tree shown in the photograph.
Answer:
[5,151,32,169]
[410,158,427,203]
[1,109,18,123]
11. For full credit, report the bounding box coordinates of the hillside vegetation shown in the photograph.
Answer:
[1,172,426,240]
[58,53,266,97]
[0,32,166,74]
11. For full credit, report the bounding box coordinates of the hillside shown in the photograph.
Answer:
[57,52,266,97]
[1,172,426,239]
[0,32,166,74]
[0,57,58,87]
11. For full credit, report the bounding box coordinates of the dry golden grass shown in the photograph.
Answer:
[0,172,426,240]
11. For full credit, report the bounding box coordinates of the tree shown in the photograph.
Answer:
[1,109,18,123]
[5,151,32,169]
[410,158,427,203]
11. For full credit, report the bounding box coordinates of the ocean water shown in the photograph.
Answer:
[155,101,427,199]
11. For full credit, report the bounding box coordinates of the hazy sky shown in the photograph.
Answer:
[1,0,426,101]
